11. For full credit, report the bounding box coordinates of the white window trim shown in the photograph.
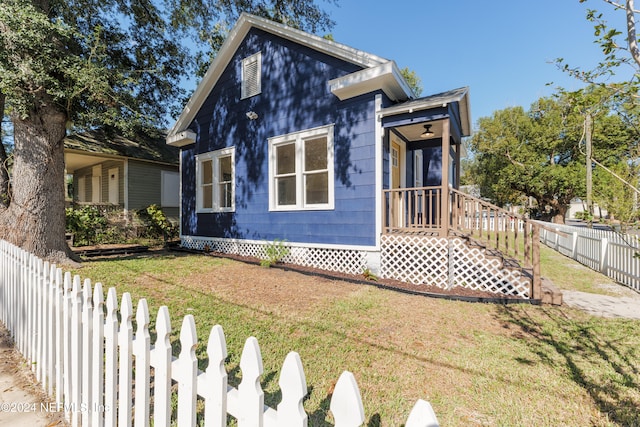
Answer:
[196,147,235,213]
[241,52,262,99]
[268,124,335,211]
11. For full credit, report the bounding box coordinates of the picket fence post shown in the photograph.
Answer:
[152,306,173,427]
[70,275,82,426]
[134,298,151,427]
[330,371,365,427]
[82,278,93,427]
[600,238,609,274]
[104,288,119,427]
[202,324,228,427]
[177,315,198,427]
[92,282,105,427]
[276,352,308,426]
[238,337,265,427]
[118,292,134,427]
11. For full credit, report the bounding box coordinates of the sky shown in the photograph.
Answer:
[321,0,629,126]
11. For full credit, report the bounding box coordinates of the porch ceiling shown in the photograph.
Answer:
[393,121,445,142]
[65,152,112,173]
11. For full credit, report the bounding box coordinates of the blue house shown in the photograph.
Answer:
[168,14,538,298]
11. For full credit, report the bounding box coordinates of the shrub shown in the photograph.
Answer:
[260,239,289,267]
[136,204,178,243]
[65,206,111,246]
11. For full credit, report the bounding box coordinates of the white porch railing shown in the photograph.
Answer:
[0,240,439,426]
[539,223,640,292]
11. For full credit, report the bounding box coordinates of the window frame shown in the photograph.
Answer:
[268,124,335,211]
[241,52,262,99]
[196,147,236,213]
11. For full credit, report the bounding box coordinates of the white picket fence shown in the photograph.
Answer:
[539,222,640,292]
[0,240,439,426]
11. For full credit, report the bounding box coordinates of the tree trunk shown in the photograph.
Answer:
[551,204,568,224]
[0,94,9,208]
[0,102,74,263]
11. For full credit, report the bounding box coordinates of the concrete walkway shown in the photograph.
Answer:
[561,283,640,319]
[0,326,66,426]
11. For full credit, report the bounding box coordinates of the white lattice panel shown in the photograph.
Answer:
[380,235,449,287]
[450,239,530,298]
[380,235,531,298]
[180,236,368,276]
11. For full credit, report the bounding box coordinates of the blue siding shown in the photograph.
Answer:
[181,29,381,246]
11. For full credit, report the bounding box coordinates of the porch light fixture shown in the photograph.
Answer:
[246,111,258,120]
[420,124,434,138]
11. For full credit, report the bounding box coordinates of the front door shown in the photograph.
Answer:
[391,140,401,190]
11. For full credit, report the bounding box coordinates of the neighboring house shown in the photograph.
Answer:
[167,14,538,298]
[65,129,180,219]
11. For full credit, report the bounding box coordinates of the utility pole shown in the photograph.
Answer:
[585,113,593,228]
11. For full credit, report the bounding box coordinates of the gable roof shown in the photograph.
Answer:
[65,129,179,168]
[167,13,414,144]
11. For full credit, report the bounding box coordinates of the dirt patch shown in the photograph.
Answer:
[199,251,528,303]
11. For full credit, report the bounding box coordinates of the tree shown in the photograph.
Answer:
[468,89,631,223]
[0,0,334,263]
[400,67,423,97]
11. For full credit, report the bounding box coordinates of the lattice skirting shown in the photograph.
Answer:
[180,236,369,276]
[380,235,531,298]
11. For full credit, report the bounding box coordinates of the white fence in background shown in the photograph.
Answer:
[539,223,640,292]
[0,240,439,426]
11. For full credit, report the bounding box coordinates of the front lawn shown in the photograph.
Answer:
[71,252,640,426]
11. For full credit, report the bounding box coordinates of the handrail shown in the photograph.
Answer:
[382,186,541,299]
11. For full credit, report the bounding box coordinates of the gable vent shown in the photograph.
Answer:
[241,52,262,99]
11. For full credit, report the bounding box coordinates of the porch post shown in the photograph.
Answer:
[440,119,450,237]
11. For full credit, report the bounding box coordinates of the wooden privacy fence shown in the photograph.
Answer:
[540,223,640,292]
[0,240,439,427]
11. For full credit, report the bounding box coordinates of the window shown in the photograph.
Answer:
[241,52,261,99]
[196,147,235,212]
[268,125,334,211]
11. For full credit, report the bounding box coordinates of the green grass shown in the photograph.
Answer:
[68,251,640,426]
[539,244,622,295]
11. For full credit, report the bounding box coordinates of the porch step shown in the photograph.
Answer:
[540,277,563,306]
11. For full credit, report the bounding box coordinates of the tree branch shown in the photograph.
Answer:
[626,0,640,68]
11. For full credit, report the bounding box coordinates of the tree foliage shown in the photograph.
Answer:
[0,0,335,261]
[400,67,423,97]
[468,87,632,223]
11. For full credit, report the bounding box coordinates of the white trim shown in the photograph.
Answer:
[389,132,406,188]
[268,124,335,211]
[328,61,413,102]
[196,147,236,213]
[241,52,262,99]
[167,130,197,147]
[374,94,383,250]
[167,13,401,139]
